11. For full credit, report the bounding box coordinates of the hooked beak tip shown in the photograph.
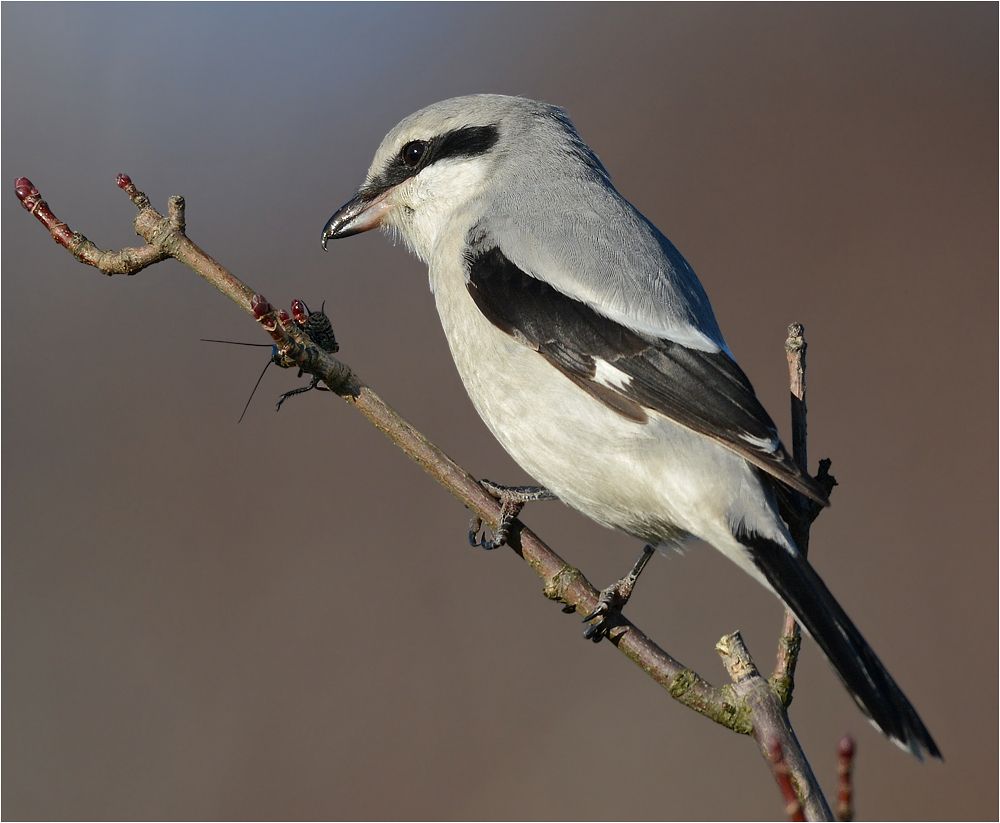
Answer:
[321,188,393,250]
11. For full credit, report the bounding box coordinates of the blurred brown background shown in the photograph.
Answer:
[3,4,996,820]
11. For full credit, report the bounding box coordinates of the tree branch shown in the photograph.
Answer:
[771,325,838,707]
[767,739,806,822]
[835,735,856,822]
[16,175,838,819]
[719,633,832,820]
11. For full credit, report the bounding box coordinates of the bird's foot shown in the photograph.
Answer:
[581,544,656,642]
[469,479,557,550]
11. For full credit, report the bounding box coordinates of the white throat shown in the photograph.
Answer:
[382,158,490,263]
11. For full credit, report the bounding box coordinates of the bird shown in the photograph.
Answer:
[320,94,939,761]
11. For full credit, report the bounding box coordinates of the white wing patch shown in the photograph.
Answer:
[592,358,633,390]
[739,432,780,452]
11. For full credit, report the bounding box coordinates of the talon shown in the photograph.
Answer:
[470,479,557,550]
[468,515,498,550]
[468,512,505,550]
[581,595,618,641]
[577,544,655,642]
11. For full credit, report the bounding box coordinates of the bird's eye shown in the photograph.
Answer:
[401,140,427,167]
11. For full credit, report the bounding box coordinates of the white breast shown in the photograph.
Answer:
[425,233,783,561]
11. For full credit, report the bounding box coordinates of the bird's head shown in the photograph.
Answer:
[321,94,607,262]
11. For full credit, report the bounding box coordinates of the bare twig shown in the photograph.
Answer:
[16,175,837,818]
[719,633,832,820]
[786,324,809,472]
[772,326,810,700]
[772,325,838,706]
[835,735,856,822]
[767,739,807,822]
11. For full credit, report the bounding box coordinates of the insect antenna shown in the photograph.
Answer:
[238,357,275,423]
[201,339,278,422]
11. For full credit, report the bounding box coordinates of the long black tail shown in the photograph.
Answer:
[739,530,941,760]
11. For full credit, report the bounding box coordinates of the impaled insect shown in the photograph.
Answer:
[203,299,338,421]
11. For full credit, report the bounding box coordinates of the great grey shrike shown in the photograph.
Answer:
[321,94,939,760]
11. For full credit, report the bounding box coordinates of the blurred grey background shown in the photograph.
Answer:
[3,4,996,819]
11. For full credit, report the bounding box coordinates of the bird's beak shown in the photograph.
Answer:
[321,188,393,250]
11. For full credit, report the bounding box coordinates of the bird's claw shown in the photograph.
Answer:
[579,544,655,642]
[581,583,630,642]
[468,512,511,550]
[468,480,556,550]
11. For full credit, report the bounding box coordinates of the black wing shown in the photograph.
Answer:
[465,244,829,506]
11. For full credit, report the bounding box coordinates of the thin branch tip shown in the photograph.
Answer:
[835,735,855,821]
[116,173,150,210]
[768,739,807,822]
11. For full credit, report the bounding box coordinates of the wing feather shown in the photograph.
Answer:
[465,244,829,506]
